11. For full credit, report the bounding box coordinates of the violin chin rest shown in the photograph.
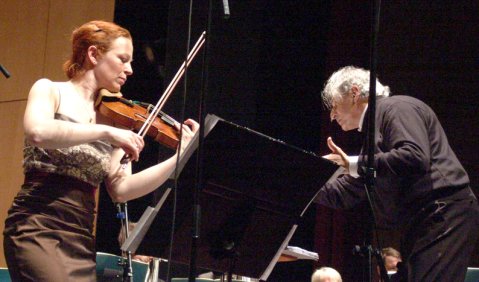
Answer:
[96,89,123,108]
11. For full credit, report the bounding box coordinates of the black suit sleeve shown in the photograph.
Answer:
[314,173,366,209]
[362,101,431,179]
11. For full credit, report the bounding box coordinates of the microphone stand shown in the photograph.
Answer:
[116,202,134,282]
[187,0,212,279]
[188,1,228,281]
[360,0,389,281]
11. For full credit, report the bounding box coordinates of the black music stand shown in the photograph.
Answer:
[130,114,339,281]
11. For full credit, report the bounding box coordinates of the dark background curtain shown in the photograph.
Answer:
[96,1,479,281]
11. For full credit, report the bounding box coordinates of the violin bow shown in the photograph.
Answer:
[137,31,206,139]
[120,31,206,166]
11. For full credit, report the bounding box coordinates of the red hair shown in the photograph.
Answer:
[63,20,132,79]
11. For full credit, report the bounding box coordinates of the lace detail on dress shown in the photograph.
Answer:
[23,113,112,186]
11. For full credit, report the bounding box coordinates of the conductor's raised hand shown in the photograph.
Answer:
[322,137,350,170]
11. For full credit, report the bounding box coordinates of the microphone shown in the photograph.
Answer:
[222,0,230,19]
[0,64,10,78]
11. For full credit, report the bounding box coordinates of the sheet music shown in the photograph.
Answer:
[282,246,319,261]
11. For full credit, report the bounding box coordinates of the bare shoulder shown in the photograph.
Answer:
[26,79,66,112]
[31,78,54,89]
[29,78,57,98]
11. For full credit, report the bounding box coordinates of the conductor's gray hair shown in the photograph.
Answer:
[321,66,390,110]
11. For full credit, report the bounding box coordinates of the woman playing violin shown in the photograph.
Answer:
[3,20,199,282]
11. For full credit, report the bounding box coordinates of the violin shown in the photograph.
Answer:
[96,31,206,163]
[96,89,180,150]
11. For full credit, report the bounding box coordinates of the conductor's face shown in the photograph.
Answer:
[330,86,364,131]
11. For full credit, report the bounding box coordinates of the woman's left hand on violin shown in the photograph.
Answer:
[176,119,200,153]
